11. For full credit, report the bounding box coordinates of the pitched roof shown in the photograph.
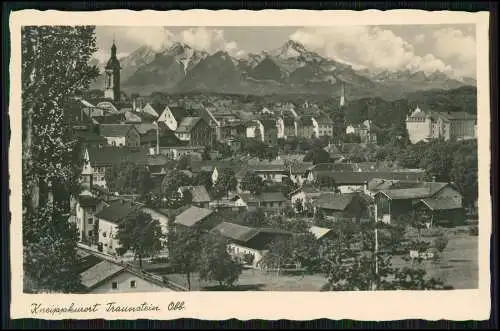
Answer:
[419,197,462,210]
[169,106,194,122]
[367,178,423,191]
[211,222,260,242]
[248,162,284,172]
[94,199,141,224]
[176,117,202,133]
[80,260,125,289]
[78,195,101,208]
[309,226,332,240]
[377,182,449,200]
[179,186,211,203]
[315,193,358,211]
[174,206,213,227]
[313,170,425,185]
[99,124,136,137]
[74,130,107,143]
[87,147,149,166]
[299,116,314,125]
[134,123,157,135]
[258,192,288,202]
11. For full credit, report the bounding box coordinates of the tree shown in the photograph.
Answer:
[161,170,192,197]
[303,147,330,165]
[168,227,203,291]
[261,236,295,276]
[22,26,99,292]
[281,176,299,198]
[176,155,191,170]
[293,199,304,214]
[319,221,445,291]
[116,211,164,269]
[450,150,478,211]
[198,235,243,288]
[192,171,213,192]
[201,146,212,161]
[314,175,337,191]
[213,168,238,199]
[240,171,265,194]
[242,208,268,227]
[433,233,449,257]
[105,163,154,198]
[23,204,83,293]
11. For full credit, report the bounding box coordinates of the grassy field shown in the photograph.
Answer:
[392,227,478,289]
[164,269,328,291]
[161,227,478,291]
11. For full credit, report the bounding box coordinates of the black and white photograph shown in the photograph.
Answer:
[9,9,491,321]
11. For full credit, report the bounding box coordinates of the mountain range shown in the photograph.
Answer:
[90,40,476,100]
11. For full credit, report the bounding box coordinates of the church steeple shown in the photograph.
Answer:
[104,37,121,101]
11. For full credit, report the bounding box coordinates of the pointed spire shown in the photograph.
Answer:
[111,34,117,58]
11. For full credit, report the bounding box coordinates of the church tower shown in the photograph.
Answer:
[339,80,346,107]
[104,39,121,101]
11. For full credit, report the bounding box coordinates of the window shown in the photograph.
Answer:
[130,280,136,288]
[103,232,107,237]
[88,230,93,237]
[88,218,93,225]
[112,282,118,290]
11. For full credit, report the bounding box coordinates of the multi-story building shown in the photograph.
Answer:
[80,146,149,189]
[406,106,476,144]
[297,116,319,139]
[174,116,214,147]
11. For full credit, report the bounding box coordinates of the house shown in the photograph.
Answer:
[93,199,142,254]
[211,222,293,268]
[322,144,343,162]
[174,206,220,231]
[285,162,313,185]
[178,186,211,208]
[289,187,321,211]
[159,146,205,160]
[80,146,149,189]
[134,123,162,149]
[140,103,160,118]
[239,192,289,211]
[99,124,141,147]
[189,160,246,186]
[405,106,476,144]
[316,115,334,137]
[157,105,180,131]
[345,120,377,144]
[282,115,298,138]
[247,161,286,183]
[297,116,319,139]
[307,170,426,193]
[140,207,170,243]
[72,191,109,244]
[313,192,370,221]
[219,121,247,142]
[260,118,279,145]
[175,117,214,147]
[78,257,173,293]
[209,195,248,212]
[246,120,265,142]
[74,130,108,149]
[413,198,465,227]
[374,182,463,224]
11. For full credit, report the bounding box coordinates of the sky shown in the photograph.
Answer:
[95,25,476,78]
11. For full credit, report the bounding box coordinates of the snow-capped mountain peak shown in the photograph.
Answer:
[271,40,308,59]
